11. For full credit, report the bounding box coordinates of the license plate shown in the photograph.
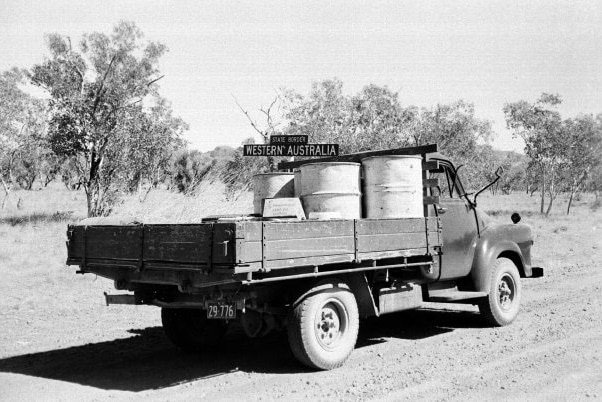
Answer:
[207,303,236,319]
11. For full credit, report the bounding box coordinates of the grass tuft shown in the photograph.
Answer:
[0,211,76,226]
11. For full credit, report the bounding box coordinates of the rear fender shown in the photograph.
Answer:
[291,273,378,318]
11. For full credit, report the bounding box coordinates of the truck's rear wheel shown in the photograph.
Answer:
[479,257,522,326]
[287,282,359,370]
[161,308,229,352]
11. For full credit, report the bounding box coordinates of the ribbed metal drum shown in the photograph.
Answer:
[299,162,361,219]
[362,155,423,219]
[252,173,295,215]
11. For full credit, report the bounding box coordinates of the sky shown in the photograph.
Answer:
[1,0,601,152]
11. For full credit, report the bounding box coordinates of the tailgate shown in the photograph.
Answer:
[67,224,214,268]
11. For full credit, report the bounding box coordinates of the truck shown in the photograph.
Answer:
[65,144,543,370]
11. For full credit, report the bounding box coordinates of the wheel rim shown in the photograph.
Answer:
[314,298,348,350]
[497,273,516,311]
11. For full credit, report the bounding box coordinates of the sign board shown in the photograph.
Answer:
[243,144,339,157]
[263,198,306,219]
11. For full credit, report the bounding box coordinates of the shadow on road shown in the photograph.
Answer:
[0,307,485,392]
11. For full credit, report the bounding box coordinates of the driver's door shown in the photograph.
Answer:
[431,164,479,280]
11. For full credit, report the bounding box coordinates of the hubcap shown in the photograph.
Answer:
[498,273,516,311]
[315,300,347,349]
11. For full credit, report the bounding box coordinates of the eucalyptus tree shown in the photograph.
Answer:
[0,68,47,206]
[504,94,565,215]
[31,21,185,216]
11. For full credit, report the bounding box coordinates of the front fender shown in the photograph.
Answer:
[469,223,533,293]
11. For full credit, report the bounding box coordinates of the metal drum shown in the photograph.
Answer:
[362,155,422,219]
[299,162,361,219]
[253,173,295,215]
[293,169,302,198]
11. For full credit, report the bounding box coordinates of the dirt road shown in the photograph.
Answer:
[1,202,601,401]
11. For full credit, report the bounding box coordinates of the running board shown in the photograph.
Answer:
[426,291,487,304]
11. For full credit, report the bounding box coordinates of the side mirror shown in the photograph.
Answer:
[472,165,504,207]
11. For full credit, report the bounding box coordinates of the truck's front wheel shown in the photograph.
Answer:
[161,308,229,352]
[479,257,522,326]
[287,282,359,370]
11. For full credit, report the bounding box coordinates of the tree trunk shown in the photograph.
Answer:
[567,188,575,215]
[1,177,10,210]
[545,183,555,216]
[540,168,545,214]
[86,190,95,218]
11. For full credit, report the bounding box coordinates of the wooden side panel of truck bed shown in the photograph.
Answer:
[66,217,440,274]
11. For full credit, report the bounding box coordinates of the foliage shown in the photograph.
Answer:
[561,114,602,213]
[505,94,602,215]
[281,79,415,153]
[220,138,269,199]
[504,94,566,215]
[412,101,493,190]
[281,79,493,190]
[0,68,49,206]
[30,21,185,216]
[171,149,214,193]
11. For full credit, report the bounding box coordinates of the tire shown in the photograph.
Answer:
[478,257,522,326]
[161,308,229,352]
[287,281,359,370]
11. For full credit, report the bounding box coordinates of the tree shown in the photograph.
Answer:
[281,79,416,154]
[504,94,565,215]
[0,68,47,206]
[562,114,602,214]
[171,149,214,193]
[117,98,187,195]
[31,21,184,216]
[234,79,494,194]
[281,80,493,191]
[412,101,493,191]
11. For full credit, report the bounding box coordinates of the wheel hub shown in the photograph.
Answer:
[315,302,344,348]
[498,274,515,310]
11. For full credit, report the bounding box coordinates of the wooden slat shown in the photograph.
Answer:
[422,160,440,171]
[264,254,355,270]
[242,222,262,241]
[265,236,355,260]
[79,226,141,261]
[357,218,425,235]
[357,233,427,253]
[263,220,353,240]
[358,248,432,261]
[423,196,440,205]
[427,231,441,249]
[240,241,262,263]
[426,217,440,232]
[145,225,213,263]
[423,178,439,188]
[278,144,437,170]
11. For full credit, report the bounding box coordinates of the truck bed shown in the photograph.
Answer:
[66,217,441,287]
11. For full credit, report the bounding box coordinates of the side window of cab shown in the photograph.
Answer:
[431,165,460,199]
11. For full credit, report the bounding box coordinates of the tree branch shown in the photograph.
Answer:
[92,54,118,117]
[146,75,164,87]
[232,95,265,137]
